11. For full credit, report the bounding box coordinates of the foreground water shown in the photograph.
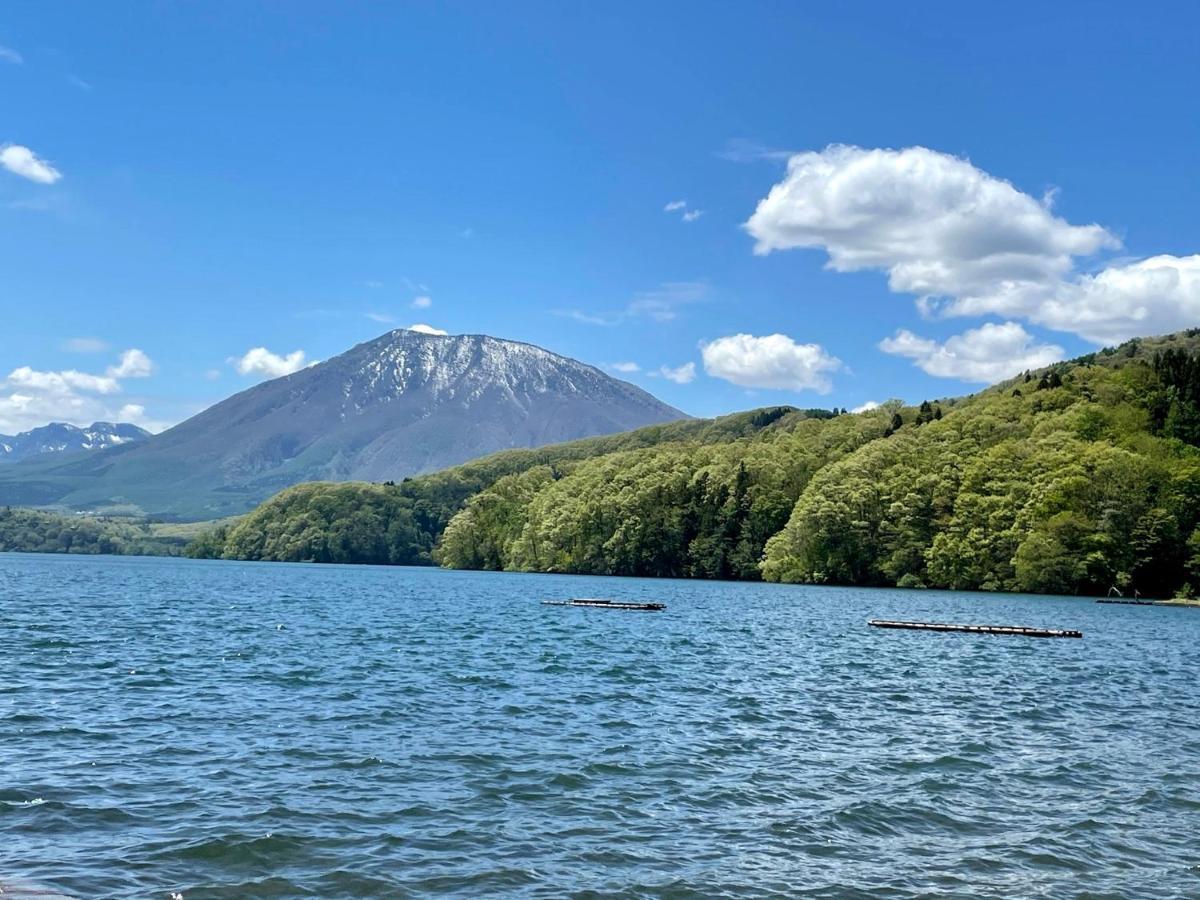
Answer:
[1,553,1198,898]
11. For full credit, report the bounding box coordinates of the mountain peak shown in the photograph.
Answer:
[0,331,686,519]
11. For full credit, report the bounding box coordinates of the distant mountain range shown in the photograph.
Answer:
[0,329,686,519]
[0,422,151,464]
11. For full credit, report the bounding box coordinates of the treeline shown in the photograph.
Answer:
[0,507,186,557]
[189,330,1200,597]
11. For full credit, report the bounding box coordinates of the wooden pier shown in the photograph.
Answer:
[868,619,1082,639]
[543,598,665,612]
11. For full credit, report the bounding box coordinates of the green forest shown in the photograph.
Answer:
[0,507,189,557]
[186,330,1200,598]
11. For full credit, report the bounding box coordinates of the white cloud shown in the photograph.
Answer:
[852,400,881,413]
[0,349,163,433]
[880,321,1064,383]
[8,366,119,395]
[657,362,696,384]
[701,333,842,393]
[609,361,640,373]
[365,311,396,324]
[233,347,308,378]
[664,200,687,212]
[409,323,448,336]
[682,209,703,222]
[744,144,1200,346]
[204,368,222,381]
[0,144,63,184]
[106,348,154,379]
[0,45,22,64]
[746,145,1114,302]
[62,337,109,353]
[1025,254,1200,344]
[411,295,432,309]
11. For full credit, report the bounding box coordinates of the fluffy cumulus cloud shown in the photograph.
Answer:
[233,347,308,378]
[0,349,161,434]
[852,400,881,413]
[701,333,842,393]
[408,323,448,335]
[880,322,1064,382]
[657,362,696,384]
[107,348,154,379]
[0,144,63,184]
[744,144,1200,345]
[1028,254,1200,345]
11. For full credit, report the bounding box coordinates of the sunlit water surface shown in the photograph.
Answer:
[2,553,1198,898]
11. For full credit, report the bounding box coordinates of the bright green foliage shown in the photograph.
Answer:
[189,331,1200,597]
[0,507,185,556]
[764,348,1200,596]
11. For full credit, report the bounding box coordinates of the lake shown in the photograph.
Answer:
[1,552,1198,898]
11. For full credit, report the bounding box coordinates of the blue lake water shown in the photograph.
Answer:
[1,552,1198,898]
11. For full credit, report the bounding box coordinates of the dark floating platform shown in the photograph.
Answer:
[1096,599,1156,605]
[868,619,1082,639]
[543,598,665,612]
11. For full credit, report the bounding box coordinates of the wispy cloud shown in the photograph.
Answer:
[0,45,22,65]
[717,138,793,163]
[0,144,63,184]
[609,361,640,373]
[664,199,704,223]
[365,311,397,324]
[555,281,709,327]
[62,337,110,354]
[411,295,432,310]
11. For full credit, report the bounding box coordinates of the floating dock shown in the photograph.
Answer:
[1096,599,1156,605]
[543,598,665,611]
[868,619,1082,639]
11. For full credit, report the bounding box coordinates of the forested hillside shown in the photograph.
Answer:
[189,331,1200,598]
[0,507,189,557]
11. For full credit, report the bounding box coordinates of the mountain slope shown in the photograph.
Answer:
[0,422,150,463]
[0,330,685,519]
[190,330,1200,598]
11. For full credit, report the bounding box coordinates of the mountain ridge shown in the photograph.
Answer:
[0,422,151,464]
[0,329,686,519]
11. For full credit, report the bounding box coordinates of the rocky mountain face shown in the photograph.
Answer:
[0,422,151,464]
[0,330,686,519]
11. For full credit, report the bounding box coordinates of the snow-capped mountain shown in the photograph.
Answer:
[0,422,151,464]
[0,330,686,519]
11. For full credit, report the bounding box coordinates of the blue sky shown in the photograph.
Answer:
[2,1,1199,431]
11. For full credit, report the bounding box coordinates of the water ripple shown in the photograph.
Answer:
[1,553,1199,898]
